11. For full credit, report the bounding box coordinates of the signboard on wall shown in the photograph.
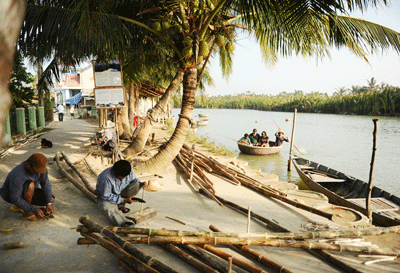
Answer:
[93,60,124,108]
[95,88,125,108]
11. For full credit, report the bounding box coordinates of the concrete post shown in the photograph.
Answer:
[38,106,45,128]
[5,112,11,136]
[28,107,37,131]
[16,108,26,135]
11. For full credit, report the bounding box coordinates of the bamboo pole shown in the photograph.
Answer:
[159,244,218,273]
[288,108,297,171]
[79,216,178,273]
[189,144,195,182]
[181,244,248,273]
[55,152,97,203]
[366,119,379,223]
[119,235,400,256]
[209,225,293,273]
[76,224,400,240]
[61,151,96,193]
[202,244,267,273]
[84,158,98,177]
[81,232,158,273]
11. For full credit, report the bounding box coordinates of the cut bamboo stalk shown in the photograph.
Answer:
[3,242,24,250]
[159,243,218,273]
[209,225,293,273]
[79,216,178,273]
[62,151,95,193]
[55,152,97,203]
[118,259,136,273]
[364,257,395,265]
[227,257,233,273]
[166,216,187,225]
[202,244,266,273]
[189,144,195,182]
[77,224,400,240]
[247,206,251,233]
[84,158,98,177]
[81,232,159,273]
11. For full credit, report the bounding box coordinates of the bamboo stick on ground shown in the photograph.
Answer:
[181,244,248,273]
[202,244,267,273]
[159,243,219,273]
[61,151,96,193]
[55,152,97,203]
[79,216,178,273]
[81,232,158,273]
[207,225,293,273]
[84,158,98,177]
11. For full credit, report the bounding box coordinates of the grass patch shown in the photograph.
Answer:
[186,130,235,157]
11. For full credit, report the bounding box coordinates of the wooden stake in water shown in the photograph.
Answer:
[247,206,251,233]
[287,108,297,171]
[366,119,379,223]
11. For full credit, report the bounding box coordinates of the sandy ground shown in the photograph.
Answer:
[1,115,400,273]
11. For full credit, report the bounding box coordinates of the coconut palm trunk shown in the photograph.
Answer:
[117,87,132,139]
[133,67,196,174]
[124,68,184,157]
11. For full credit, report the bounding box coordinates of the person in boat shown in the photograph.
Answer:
[95,160,147,227]
[258,131,269,147]
[275,130,289,146]
[238,133,251,145]
[249,129,260,146]
[0,153,55,221]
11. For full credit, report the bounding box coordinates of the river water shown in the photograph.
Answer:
[172,108,400,196]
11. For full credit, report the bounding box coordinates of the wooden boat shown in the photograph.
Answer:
[237,141,282,155]
[292,156,400,227]
[198,113,209,118]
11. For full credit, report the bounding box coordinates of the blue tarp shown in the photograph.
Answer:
[65,92,82,105]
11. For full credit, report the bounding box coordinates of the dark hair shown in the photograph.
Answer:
[244,133,249,137]
[113,160,132,177]
[261,131,267,136]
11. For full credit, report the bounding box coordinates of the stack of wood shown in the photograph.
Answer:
[0,132,45,159]
[175,144,335,221]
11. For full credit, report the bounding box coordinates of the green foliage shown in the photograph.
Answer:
[195,84,400,116]
[187,131,235,157]
[9,51,35,111]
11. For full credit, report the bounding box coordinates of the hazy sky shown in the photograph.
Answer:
[205,2,400,96]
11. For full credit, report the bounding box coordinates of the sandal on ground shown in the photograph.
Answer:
[22,212,38,221]
[10,204,24,213]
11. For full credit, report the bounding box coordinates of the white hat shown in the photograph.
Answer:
[106,120,115,128]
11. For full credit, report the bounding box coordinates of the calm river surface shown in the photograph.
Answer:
[172,108,400,196]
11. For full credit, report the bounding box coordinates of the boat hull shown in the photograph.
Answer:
[237,141,282,155]
[292,156,400,227]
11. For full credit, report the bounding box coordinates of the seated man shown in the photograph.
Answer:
[95,160,147,227]
[248,129,260,146]
[101,120,117,151]
[275,130,289,146]
[238,133,251,145]
[0,153,55,221]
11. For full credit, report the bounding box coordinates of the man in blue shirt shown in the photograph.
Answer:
[0,153,55,221]
[95,160,147,226]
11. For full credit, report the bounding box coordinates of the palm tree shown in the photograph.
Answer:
[15,0,400,174]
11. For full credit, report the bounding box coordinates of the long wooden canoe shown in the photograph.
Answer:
[237,141,283,155]
[292,156,400,227]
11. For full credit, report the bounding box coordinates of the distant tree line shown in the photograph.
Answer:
[190,78,400,116]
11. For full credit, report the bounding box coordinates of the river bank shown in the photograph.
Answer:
[1,117,399,272]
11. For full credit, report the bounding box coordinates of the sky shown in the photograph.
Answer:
[205,2,400,96]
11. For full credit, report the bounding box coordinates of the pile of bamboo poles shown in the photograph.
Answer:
[175,144,336,221]
[0,132,45,159]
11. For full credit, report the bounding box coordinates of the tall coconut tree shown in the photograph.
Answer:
[15,0,400,174]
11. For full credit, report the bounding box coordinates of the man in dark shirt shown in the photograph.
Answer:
[0,153,55,221]
[275,130,289,146]
[249,129,260,145]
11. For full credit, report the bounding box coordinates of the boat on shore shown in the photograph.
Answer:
[292,156,400,227]
[198,113,209,118]
[193,119,209,126]
[237,141,282,155]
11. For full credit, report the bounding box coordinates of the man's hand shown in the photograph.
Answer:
[45,204,55,215]
[35,208,45,220]
[141,181,148,189]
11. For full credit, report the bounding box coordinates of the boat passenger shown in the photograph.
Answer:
[258,131,269,147]
[275,130,289,146]
[249,129,260,146]
[238,133,251,145]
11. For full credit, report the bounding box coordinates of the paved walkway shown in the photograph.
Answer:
[0,117,128,273]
